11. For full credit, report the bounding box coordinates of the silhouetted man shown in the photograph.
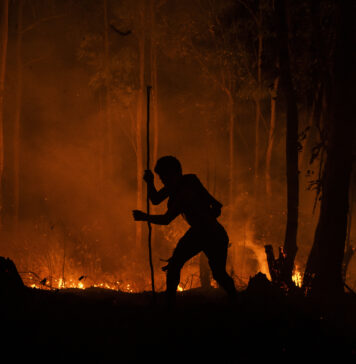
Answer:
[133,156,236,307]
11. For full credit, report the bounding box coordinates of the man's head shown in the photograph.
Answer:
[154,156,182,186]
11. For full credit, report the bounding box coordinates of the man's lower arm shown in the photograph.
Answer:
[147,214,170,225]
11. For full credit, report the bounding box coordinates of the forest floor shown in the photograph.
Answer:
[2,277,356,363]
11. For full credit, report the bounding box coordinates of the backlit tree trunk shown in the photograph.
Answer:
[276,0,299,284]
[0,0,9,227]
[150,0,158,164]
[265,75,279,197]
[303,0,355,297]
[14,0,24,227]
[226,88,234,232]
[135,5,145,248]
[254,22,263,200]
[103,0,113,177]
[226,87,236,275]
[299,91,317,172]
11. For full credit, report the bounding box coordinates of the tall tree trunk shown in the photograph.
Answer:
[148,0,159,255]
[103,0,113,178]
[226,88,236,275]
[276,0,299,284]
[0,0,9,228]
[254,27,263,200]
[300,0,327,175]
[14,0,24,228]
[303,0,355,297]
[265,75,279,197]
[135,6,145,248]
[98,91,105,187]
[299,86,322,172]
[226,89,234,231]
[150,0,158,164]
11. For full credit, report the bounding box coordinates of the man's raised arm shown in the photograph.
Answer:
[144,170,168,205]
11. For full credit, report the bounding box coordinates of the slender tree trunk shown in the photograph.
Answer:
[0,0,9,228]
[226,89,234,231]
[98,91,105,187]
[14,0,24,227]
[150,0,158,164]
[135,6,145,248]
[265,75,279,197]
[254,29,263,200]
[103,0,113,177]
[303,0,355,297]
[226,88,236,275]
[147,0,159,256]
[276,0,299,284]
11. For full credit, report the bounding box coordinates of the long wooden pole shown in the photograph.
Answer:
[146,85,156,302]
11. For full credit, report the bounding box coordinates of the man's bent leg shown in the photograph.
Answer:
[211,265,237,299]
[205,242,237,299]
[165,229,202,307]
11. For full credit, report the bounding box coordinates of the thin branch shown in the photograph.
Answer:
[21,14,66,34]
[236,0,260,26]
[24,55,49,66]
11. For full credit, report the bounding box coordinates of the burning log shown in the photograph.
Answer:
[264,245,294,289]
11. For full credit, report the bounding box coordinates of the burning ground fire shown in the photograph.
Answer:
[24,274,135,292]
[23,264,303,292]
[21,261,303,292]
[21,254,304,293]
[15,219,304,293]
[22,253,219,292]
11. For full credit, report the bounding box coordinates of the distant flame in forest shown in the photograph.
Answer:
[292,266,303,288]
[17,217,285,293]
[24,270,194,293]
[26,274,131,291]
